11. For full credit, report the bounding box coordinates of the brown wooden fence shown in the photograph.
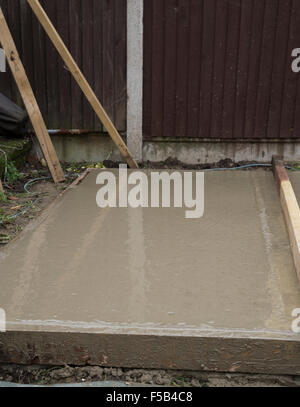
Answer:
[0,0,127,131]
[143,0,300,140]
[2,0,300,141]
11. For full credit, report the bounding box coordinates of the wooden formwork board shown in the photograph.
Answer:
[272,156,300,285]
[0,8,64,184]
[27,0,138,169]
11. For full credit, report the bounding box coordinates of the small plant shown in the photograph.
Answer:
[87,162,105,169]
[0,213,12,225]
[0,190,7,202]
[6,162,21,184]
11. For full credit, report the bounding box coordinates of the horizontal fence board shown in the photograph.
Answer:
[0,0,127,132]
[143,0,300,140]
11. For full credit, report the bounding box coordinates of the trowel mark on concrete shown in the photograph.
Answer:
[251,173,285,329]
[127,207,147,323]
[50,205,111,294]
[2,197,65,319]
[8,221,48,319]
[44,173,128,306]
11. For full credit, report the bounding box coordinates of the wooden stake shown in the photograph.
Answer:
[27,0,139,169]
[0,8,65,183]
[0,179,4,193]
[272,156,300,285]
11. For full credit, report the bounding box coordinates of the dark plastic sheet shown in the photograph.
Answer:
[0,92,28,136]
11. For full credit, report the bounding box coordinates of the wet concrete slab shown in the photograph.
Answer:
[0,170,300,373]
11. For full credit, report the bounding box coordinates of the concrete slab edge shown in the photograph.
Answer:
[0,331,299,375]
[272,156,300,285]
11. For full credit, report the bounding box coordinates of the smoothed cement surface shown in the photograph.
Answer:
[0,170,299,336]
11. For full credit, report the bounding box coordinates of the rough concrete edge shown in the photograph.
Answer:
[0,331,300,375]
[50,135,300,164]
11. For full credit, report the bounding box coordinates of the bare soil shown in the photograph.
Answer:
[0,364,299,387]
[104,157,272,171]
[0,163,76,244]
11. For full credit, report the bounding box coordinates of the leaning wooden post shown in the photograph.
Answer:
[27,0,139,169]
[272,156,300,285]
[0,8,65,183]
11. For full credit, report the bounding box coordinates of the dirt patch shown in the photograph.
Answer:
[0,364,299,387]
[0,165,73,244]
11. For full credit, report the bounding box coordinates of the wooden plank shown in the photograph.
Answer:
[93,0,103,132]
[272,156,300,285]
[186,0,203,138]
[114,0,127,132]
[163,0,178,139]
[56,0,71,129]
[102,0,115,129]
[42,0,60,129]
[199,0,215,138]
[211,0,228,139]
[27,0,138,169]
[151,0,164,139]
[20,0,35,98]
[69,0,83,129]
[142,0,153,139]
[32,1,48,120]
[82,0,95,131]
[0,7,65,184]
[254,0,278,140]
[222,0,241,139]
[244,0,265,139]
[279,0,300,140]
[233,0,253,139]
[288,0,300,139]
[175,0,190,138]
[267,0,291,139]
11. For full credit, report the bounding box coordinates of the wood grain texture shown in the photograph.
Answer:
[27,0,138,168]
[143,0,300,141]
[0,0,127,132]
[0,330,299,375]
[272,156,300,284]
[0,7,64,183]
